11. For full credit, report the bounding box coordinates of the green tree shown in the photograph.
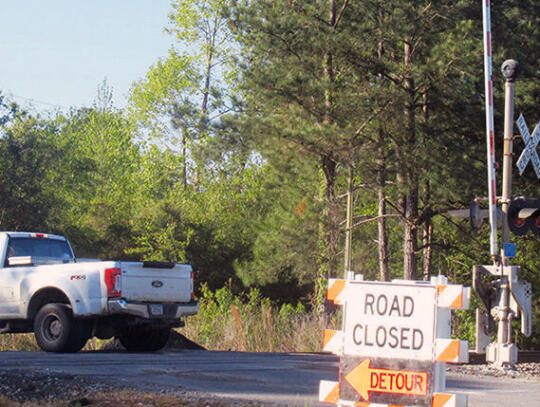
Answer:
[129,51,198,188]
[128,164,270,291]
[47,105,139,258]
[130,0,236,187]
[0,116,57,231]
[234,154,322,302]
[0,92,23,127]
[228,0,540,285]
[229,0,387,286]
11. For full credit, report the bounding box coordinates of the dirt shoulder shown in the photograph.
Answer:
[0,370,252,407]
[447,361,540,382]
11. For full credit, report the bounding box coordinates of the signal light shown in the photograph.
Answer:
[447,200,501,234]
[508,198,540,236]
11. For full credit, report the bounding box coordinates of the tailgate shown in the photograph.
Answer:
[119,262,193,303]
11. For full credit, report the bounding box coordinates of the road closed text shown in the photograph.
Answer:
[352,294,422,350]
[353,324,423,350]
[343,284,437,360]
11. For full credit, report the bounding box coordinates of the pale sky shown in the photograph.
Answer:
[0,0,173,113]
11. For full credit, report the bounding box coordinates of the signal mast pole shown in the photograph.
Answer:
[500,60,520,258]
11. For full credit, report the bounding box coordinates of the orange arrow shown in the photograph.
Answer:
[344,358,428,401]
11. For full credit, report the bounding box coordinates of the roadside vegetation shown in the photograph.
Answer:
[0,334,39,352]
[182,285,341,352]
[0,0,538,352]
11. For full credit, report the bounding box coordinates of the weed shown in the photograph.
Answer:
[0,334,39,351]
[182,285,340,352]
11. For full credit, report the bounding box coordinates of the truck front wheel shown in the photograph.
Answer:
[33,303,90,353]
[118,327,170,352]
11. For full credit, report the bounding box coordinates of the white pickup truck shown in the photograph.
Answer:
[0,231,198,353]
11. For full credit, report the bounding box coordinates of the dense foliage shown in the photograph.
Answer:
[0,1,538,348]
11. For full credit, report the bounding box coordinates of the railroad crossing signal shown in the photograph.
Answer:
[507,198,540,236]
[447,201,501,234]
[516,114,540,178]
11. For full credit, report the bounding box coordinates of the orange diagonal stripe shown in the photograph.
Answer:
[437,340,459,362]
[327,279,345,302]
[450,292,463,309]
[323,330,337,349]
[325,382,340,403]
[437,285,447,297]
[432,393,453,407]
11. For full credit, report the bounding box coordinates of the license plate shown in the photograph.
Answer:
[149,304,163,316]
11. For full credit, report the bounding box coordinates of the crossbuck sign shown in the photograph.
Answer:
[516,114,540,178]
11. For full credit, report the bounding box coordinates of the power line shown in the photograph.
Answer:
[8,93,78,111]
[1,91,93,114]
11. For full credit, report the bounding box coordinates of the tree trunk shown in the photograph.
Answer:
[317,0,339,281]
[181,132,187,189]
[344,166,354,276]
[377,128,389,281]
[403,191,418,280]
[201,21,215,118]
[402,40,418,280]
[376,39,389,282]
[422,209,433,281]
[421,93,432,280]
[194,17,217,190]
[321,154,338,278]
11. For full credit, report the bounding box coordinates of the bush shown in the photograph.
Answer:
[182,285,339,352]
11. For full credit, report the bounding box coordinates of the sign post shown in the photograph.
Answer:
[320,276,469,407]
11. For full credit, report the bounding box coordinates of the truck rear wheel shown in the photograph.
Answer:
[118,327,170,352]
[33,303,90,353]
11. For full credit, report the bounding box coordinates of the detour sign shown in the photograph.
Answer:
[345,358,427,400]
[340,355,435,406]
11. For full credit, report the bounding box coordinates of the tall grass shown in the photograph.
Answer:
[0,333,39,351]
[182,285,340,352]
[0,286,338,353]
[0,332,110,352]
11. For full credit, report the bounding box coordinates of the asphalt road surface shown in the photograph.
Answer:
[0,350,539,406]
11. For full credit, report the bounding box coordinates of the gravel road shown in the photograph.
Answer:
[0,350,538,406]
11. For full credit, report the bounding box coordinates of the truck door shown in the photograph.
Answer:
[0,268,24,317]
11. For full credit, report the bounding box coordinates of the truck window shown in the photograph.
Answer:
[6,237,73,260]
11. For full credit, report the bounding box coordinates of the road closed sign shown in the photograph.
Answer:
[320,277,469,407]
[343,281,437,361]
